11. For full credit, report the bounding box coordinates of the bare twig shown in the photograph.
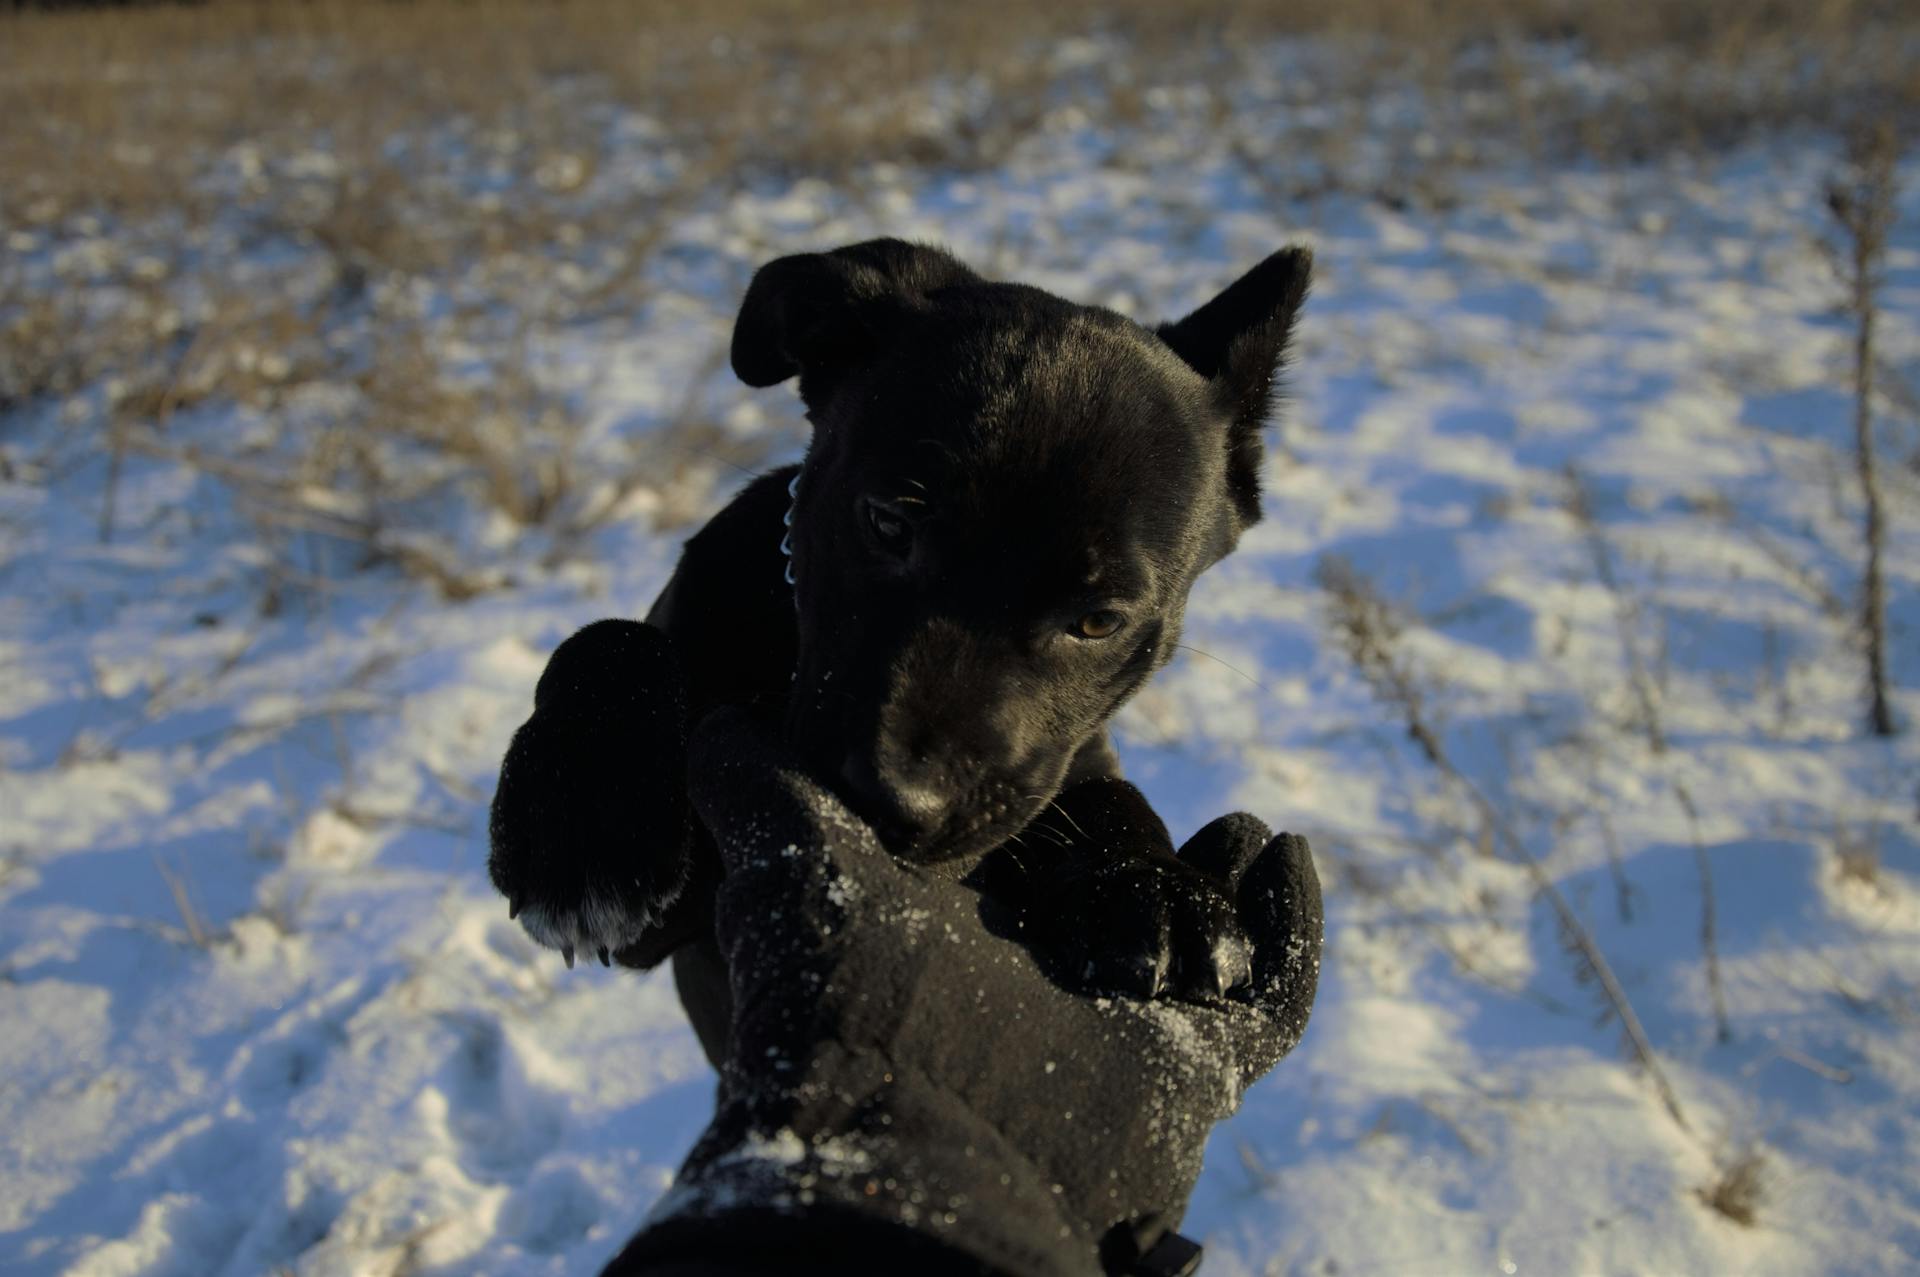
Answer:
[1591,807,1638,923]
[1318,557,1692,1132]
[1566,469,1665,752]
[1690,492,1850,621]
[153,854,216,949]
[1827,120,1903,736]
[1672,780,1732,1043]
[1566,469,1731,1043]
[1740,1043,1853,1085]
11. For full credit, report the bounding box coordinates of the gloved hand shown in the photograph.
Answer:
[604,709,1323,1277]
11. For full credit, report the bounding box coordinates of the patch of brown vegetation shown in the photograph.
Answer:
[1697,1148,1767,1227]
[2,0,1912,601]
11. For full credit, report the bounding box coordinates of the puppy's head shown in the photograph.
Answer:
[732,239,1309,863]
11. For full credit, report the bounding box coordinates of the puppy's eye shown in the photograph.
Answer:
[859,497,913,556]
[1071,610,1125,640]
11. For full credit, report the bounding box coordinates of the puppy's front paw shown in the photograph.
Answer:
[491,711,689,968]
[1041,855,1253,1002]
[487,620,694,970]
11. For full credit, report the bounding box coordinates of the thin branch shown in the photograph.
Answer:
[1828,120,1902,736]
[153,854,215,950]
[1565,469,1730,1042]
[1566,468,1664,752]
[1318,557,1693,1132]
[1672,780,1731,1043]
[1591,807,1638,924]
[1691,492,1849,621]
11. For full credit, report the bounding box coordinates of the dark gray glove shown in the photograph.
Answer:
[604,709,1323,1277]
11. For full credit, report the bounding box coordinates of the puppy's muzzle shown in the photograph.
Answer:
[837,750,950,850]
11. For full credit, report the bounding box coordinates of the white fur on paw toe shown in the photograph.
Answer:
[516,892,660,967]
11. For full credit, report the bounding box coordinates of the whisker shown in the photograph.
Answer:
[1000,831,1030,874]
[1173,642,1269,692]
[1046,800,1090,842]
[1023,818,1075,849]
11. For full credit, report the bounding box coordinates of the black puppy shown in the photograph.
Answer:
[489,239,1310,1063]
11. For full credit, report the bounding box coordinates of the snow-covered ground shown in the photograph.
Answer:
[4,41,1919,1277]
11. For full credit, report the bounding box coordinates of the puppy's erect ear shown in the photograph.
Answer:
[730,239,980,394]
[1155,247,1312,529]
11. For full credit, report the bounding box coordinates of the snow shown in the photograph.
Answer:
[5,39,1920,1277]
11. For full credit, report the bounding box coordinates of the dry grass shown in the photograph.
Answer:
[154,852,219,949]
[1564,467,1731,1043]
[1697,1147,1767,1227]
[1833,823,1884,893]
[4,1,1913,216]
[2,0,1914,602]
[1315,556,1694,1134]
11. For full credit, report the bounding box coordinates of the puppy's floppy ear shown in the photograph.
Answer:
[1155,247,1312,529]
[730,238,980,393]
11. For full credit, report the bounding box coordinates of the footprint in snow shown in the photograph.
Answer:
[434,1013,567,1176]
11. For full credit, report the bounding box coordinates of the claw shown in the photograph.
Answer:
[1125,952,1169,1000]
[598,946,612,968]
[508,898,522,920]
[562,944,575,969]
[1212,932,1254,999]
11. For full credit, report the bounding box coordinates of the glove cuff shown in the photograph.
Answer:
[617,1043,1105,1277]
[604,1201,1003,1275]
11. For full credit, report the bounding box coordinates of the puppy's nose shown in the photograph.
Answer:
[838,751,947,846]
